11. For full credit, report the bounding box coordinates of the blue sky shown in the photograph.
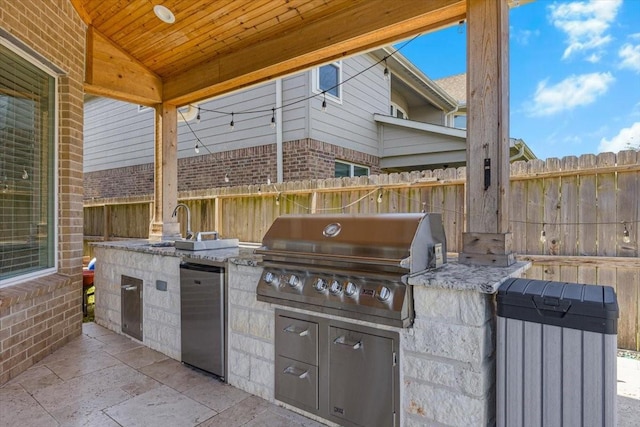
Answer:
[400,0,640,160]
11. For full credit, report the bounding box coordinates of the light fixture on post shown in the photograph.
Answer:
[153,5,176,24]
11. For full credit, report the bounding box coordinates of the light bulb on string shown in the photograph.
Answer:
[230,112,234,130]
[270,108,276,129]
[377,190,383,204]
[383,58,390,80]
[623,223,631,243]
[322,92,327,112]
[267,176,271,185]
[457,20,465,34]
[275,193,280,206]
[224,173,230,183]
[22,168,28,180]
[194,142,200,154]
[539,227,547,244]
[196,107,201,124]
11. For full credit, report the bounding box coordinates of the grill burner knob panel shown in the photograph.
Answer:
[313,278,327,292]
[329,280,343,295]
[378,286,392,302]
[344,281,357,297]
[288,274,301,289]
[264,271,279,286]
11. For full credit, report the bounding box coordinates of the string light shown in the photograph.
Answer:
[322,92,327,112]
[383,58,389,80]
[539,227,547,244]
[275,193,280,206]
[623,223,631,243]
[457,20,465,34]
[194,142,200,154]
[224,173,230,183]
[270,108,276,128]
[196,107,201,124]
[230,112,234,130]
[22,168,28,180]
[377,190,383,203]
[267,176,271,185]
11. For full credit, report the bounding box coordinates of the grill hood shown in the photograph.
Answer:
[256,213,446,275]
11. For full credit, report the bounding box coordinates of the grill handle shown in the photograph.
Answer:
[283,325,309,337]
[283,366,309,379]
[122,285,137,291]
[333,335,362,350]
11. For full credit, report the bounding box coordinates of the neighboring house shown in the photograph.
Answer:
[83,48,536,199]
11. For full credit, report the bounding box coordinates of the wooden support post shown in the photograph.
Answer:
[459,0,514,266]
[103,204,110,242]
[149,103,181,241]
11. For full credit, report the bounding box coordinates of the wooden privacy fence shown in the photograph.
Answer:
[83,151,640,350]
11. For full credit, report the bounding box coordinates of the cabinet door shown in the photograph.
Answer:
[328,326,394,427]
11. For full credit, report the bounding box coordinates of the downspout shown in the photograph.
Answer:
[445,104,459,127]
[276,79,283,183]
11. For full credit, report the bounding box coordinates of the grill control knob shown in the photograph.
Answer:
[378,286,392,302]
[344,281,357,297]
[313,278,327,292]
[329,280,343,295]
[288,274,301,289]
[264,271,279,286]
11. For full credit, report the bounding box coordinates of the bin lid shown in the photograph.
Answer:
[497,278,619,334]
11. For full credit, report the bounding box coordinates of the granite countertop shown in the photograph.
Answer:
[407,260,531,294]
[91,239,262,267]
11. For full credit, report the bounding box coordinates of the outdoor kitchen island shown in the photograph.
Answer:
[92,239,529,427]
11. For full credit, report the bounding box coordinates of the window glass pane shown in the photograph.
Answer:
[353,166,369,177]
[0,44,55,282]
[335,161,350,178]
[319,64,340,97]
[454,115,467,129]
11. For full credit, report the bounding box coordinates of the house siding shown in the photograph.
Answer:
[0,0,86,384]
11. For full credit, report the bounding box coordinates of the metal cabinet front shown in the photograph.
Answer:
[275,355,319,413]
[121,275,143,340]
[328,326,395,427]
[275,315,319,365]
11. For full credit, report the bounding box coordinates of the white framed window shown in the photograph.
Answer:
[454,114,467,129]
[390,103,408,119]
[313,61,342,102]
[0,42,57,286]
[335,160,369,178]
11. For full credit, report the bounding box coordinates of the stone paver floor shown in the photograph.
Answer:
[1,322,638,426]
[0,323,326,427]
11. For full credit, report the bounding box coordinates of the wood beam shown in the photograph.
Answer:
[459,0,513,266]
[164,0,465,105]
[85,26,162,106]
[149,103,181,241]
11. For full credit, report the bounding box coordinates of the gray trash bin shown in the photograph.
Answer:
[496,278,618,427]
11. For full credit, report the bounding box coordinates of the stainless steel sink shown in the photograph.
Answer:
[174,238,239,251]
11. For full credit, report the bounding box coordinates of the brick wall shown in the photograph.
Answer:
[83,139,381,199]
[0,0,86,384]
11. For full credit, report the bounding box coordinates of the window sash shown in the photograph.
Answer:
[0,42,56,285]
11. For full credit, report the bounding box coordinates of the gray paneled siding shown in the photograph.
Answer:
[84,98,155,172]
[309,54,388,156]
[282,73,308,142]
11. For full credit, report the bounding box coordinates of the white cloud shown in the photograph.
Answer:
[511,28,540,46]
[599,122,640,152]
[619,43,640,73]
[548,0,622,61]
[528,72,615,116]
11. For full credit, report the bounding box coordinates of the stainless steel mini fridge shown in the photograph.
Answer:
[180,261,226,379]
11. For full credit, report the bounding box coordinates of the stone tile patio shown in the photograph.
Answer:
[0,323,325,427]
[1,322,638,426]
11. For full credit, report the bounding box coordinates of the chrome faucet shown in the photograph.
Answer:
[171,203,194,240]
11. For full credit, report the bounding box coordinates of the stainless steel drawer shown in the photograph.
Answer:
[275,355,318,413]
[275,314,318,365]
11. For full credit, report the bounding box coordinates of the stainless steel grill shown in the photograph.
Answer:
[256,213,446,327]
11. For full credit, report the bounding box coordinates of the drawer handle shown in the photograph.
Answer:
[283,366,309,379]
[283,325,309,337]
[122,285,137,291]
[333,335,362,350]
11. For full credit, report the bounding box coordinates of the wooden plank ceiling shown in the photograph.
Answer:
[72,0,466,106]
